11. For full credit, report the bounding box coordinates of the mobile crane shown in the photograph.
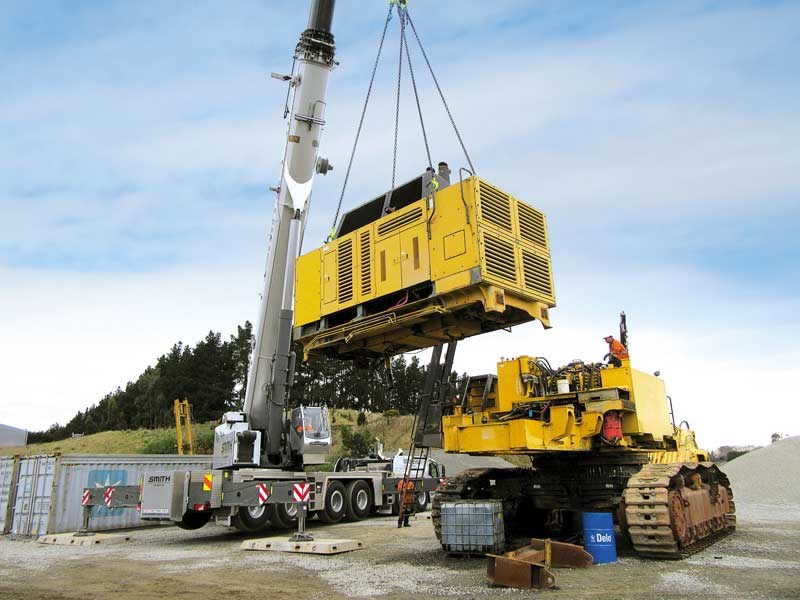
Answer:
[79,0,439,534]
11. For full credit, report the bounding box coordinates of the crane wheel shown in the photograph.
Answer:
[176,509,212,530]
[270,502,299,529]
[344,480,372,521]
[231,505,273,533]
[318,480,346,523]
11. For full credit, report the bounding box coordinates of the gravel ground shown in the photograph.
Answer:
[2,441,797,599]
[2,501,798,600]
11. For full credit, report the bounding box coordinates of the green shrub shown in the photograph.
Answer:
[357,411,367,427]
[383,409,400,418]
[726,449,749,462]
[193,427,215,454]
[340,425,372,457]
[141,430,177,454]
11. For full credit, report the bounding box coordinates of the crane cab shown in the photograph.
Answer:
[289,405,332,465]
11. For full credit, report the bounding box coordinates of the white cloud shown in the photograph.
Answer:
[0,265,262,429]
[1,1,798,450]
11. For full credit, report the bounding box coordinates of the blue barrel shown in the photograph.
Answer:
[583,511,617,564]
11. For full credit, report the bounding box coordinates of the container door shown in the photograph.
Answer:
[12,456,56,536]
[0,457,18,534]
[400,224,430,288]
[375,235,402,297]
[322,250,337,305]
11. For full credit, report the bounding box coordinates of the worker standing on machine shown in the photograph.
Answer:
[604,335,629,367]
[396,475,415,527]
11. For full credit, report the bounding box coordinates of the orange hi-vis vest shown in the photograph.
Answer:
[609,339,629,360]
[397,479,415,507]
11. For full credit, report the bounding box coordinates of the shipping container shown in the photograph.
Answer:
[0,456,19,533]
[8,454,213,536]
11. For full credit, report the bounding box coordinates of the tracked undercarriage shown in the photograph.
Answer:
[432,459,736,559]
[621,462,735,558]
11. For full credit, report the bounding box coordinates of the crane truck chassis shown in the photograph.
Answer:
[79,456,440,534]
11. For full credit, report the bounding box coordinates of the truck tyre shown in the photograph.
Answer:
[318,480,346,523]
[176,509,212,530]
[414,491,429,512]
[231,505,273,533]
[270,502,299,529]
[344,480,372,521]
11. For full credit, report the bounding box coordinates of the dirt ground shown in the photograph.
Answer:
[1,504,798,600]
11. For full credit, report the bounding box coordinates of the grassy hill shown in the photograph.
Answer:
[0,410,415,460]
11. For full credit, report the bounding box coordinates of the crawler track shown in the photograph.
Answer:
[621,462,736,559]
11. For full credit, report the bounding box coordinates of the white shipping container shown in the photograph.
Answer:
[9,454,213,536]
[0,456,19,533]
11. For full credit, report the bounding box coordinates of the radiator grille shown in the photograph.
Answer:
[484,234,517,285]
[517,202,547,248]
[359,231,371,296]
[377,207,423,236]
[479,182,512,232]
[337,239,354,302]
[522,249,552,297]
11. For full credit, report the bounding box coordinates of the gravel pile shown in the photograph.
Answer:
[722,436,800,515]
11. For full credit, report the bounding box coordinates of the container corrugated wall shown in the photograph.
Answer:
[0,456,19,533]
[8,454,213,536]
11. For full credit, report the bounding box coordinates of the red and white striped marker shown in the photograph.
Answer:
[257,483,269,506]
[81,489,91,506]
[104,487,114,508]
[292,482,311,503]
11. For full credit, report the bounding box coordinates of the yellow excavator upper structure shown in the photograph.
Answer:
[294,174,556,361]
[442,356,706,461]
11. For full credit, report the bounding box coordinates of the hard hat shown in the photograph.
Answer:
[603,335,613,341]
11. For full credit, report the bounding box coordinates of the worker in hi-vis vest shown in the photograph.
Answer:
[604,335,629,367]
[396,476,415,527]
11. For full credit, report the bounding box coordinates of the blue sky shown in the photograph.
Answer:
[1,1,798,448]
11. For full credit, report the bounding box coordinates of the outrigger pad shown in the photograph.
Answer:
[241,537,364,555]
[37,532,132,546]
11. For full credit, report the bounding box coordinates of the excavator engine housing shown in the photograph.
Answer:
[294,174,556,361]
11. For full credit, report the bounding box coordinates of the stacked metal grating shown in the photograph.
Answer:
[440,499,505,554]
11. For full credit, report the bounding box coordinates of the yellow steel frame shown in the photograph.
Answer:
[442,357,685,456]
[174,398,194,456]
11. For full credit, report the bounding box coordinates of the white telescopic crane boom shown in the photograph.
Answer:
[242,0,336,467]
